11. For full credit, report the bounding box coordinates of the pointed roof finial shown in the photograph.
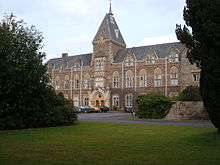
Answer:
[109,0,113,15]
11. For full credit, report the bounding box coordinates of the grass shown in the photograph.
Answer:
[0,122,220,165]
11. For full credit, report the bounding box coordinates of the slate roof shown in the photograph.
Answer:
[47,42,184,68]
[93,13,126,46]
[47,53,92,69]
[114,42,184,63]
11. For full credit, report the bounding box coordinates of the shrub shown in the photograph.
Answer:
[136,92,174,119]
[179,85,202,101]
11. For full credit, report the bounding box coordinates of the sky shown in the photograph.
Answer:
[0,0,186,61]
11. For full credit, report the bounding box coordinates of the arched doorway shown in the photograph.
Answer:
[94,92,105,106]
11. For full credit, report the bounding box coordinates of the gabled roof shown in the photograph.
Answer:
[93,13,126,46]
[114,42,184,63]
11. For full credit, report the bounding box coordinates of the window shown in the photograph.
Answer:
[55,76,60,90]
[125,56,134,66]
[113,71,120,88]
[113,76,119,88]
[95,60,104,71]
[140,75,147,87]
[84,79,90,89]
[84,97,89,106]
[74,75,80,89]
[74,79,79,89]
[170,73,178,86]
[59,66,65,72]
[170,67,178,86]
[139,69,147,87]
[154,68,162,87]
[115,29,119,38]
[125,70,133,88]
[192,73,200,82]
[146,55,155,64]
[169,53,179,63]
[64,80,69,89]
[55,80,60,90]
[113,96,119,107]
[125,94,133,107]
[73,62,80,71]
[64,75,70,89]
[154,74,162,87]
[126,76,132,87]
[95,77,104,87]
[73,96,79,107]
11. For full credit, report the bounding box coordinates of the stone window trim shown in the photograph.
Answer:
[168,52,179,63]
[112,95,120,107]
[124,56,134,67]
[83,97,89,106]
[146,55,155,65]
[95,77,104,88]
[192,72,200,82]
[95,59,104,71]
[125,94,133,107]
[139,75,147,87]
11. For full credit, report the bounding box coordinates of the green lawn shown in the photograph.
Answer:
[0,122,219,165]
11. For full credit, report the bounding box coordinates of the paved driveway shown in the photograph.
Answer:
[78,112,213,127]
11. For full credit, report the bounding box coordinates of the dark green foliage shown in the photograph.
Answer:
[178,85,202,101]
[136,92,174,119]
[0,14,77,129]
[176,0,220,131]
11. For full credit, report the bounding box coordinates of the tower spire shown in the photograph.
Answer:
[109,0,113,15]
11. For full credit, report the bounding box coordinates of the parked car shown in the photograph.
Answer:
[91,106,101,112]
[76,106,95,113]
[96,106,109,112]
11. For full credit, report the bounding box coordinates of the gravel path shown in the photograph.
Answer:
[78,112,213,127]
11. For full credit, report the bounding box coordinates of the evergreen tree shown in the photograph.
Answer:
[176,0,220,131]
[0,14,77,129]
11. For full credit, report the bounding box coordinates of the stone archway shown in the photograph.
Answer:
[94,92,105,106]
[89,88,110,107]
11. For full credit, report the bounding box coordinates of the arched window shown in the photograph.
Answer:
[154,68,162,87]
[113,71,120,88]
[64,75,70,89]
[139,69,147,87]
[125,94,133,107]
[125,70,133,88]
[74,74,80,89]
[55,76,60,90]
[170,66,178,86]
[125,55,134,66]
[84,74,90,89]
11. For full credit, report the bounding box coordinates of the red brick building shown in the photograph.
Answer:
[47,7,200,109]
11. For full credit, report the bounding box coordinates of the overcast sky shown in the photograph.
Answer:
[0,0,186,61]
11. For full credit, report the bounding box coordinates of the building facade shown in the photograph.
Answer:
[47,8,200,109]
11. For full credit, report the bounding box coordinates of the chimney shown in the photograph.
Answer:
[62,53,68,58]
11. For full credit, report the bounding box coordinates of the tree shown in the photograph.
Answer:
[0,14,77,129]
[136,92,174,119]
[178,85,202,101]
[176,0,220,131]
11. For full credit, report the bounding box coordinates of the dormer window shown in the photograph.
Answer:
[115,29,119,38]
[146,55,155,64]
[125,56,134,66]
[169,53,179,63]
[74,62,81,71]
